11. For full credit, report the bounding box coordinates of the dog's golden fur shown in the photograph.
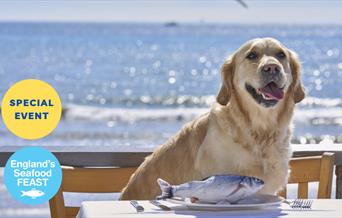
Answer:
[120,38,305,200]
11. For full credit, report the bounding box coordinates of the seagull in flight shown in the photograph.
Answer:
[236,0,248,9]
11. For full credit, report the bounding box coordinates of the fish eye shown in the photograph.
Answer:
[254,178,261,182]
[276,51,286,59]
[246,51,258,60]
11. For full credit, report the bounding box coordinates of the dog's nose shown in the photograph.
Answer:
[262,64,280,74]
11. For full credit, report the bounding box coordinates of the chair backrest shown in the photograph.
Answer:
[280,152,335,199]
[49,166,137,218]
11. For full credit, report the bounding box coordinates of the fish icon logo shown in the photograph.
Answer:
[20,188,45,199]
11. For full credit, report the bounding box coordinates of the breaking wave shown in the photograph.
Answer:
[63,96,342,126]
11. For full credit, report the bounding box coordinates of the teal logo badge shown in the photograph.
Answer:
[4,146,62,204]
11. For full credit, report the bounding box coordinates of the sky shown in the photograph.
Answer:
[0,0,341,24]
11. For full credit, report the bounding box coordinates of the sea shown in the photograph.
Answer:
[0,22,341,217]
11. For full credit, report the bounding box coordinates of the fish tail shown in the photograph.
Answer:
[21,191,26,197]
[156,178,173,199]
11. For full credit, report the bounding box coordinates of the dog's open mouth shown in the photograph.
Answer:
[245,82,284,107]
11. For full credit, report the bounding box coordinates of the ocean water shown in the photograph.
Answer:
[0,22,341,217]
[0,22,341,147]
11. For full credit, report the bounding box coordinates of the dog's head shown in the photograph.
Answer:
[217,38,305,108]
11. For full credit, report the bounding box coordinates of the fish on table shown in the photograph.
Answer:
[157,174,264,204]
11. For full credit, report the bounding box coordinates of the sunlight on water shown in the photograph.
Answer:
[0,23,341,147]
[0,23,341,218]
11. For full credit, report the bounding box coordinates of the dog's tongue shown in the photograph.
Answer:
[260,82,284,100]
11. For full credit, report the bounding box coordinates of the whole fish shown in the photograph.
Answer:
[21,188,45,199]
[157,175,264,204]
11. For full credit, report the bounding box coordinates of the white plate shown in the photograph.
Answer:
[166,194,283,211]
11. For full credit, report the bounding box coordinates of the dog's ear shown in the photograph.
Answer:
[216,56,235,106]
[289,51,305,103]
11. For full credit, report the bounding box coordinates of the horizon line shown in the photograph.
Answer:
[0,19,342,25]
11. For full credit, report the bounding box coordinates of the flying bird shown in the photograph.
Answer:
[236,0,248,9]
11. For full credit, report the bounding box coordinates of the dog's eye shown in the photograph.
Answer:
[276,51,286,59]
[246,51,258,60]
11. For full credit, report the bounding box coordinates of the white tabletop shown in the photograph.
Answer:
[76,199,342,218]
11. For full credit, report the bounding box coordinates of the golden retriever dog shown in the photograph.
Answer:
[120,37,305,200]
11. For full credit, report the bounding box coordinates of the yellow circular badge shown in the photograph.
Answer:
[1,79,62,140]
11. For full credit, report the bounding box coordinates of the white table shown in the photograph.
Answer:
[76,199,342,218]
